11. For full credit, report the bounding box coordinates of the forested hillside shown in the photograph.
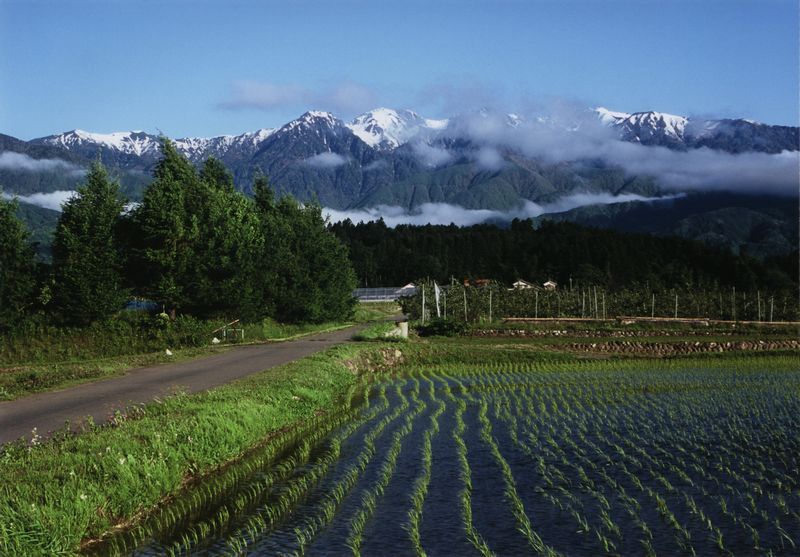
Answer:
[331,219,798,290]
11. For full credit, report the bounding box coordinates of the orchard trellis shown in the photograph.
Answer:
[403,280,800,323]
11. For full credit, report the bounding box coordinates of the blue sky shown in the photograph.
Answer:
[1,0,797,139]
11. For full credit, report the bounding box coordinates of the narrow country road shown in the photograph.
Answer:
[0,325,366,445]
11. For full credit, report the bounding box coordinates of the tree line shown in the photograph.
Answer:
[330,218,798,292]
[0,140,356,331]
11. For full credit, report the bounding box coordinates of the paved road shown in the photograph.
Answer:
[0,325,366,445]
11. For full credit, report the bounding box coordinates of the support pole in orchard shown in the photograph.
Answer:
[651,293,655,318]
[535,290,539,319]
[463,287,468,323]
[732,286,736,322]
[770,296,774,322]
[757,291,761,321]
[489,289,493,323]
[602,292,606,320]
[421,285,426,325]
[674,293,678,319]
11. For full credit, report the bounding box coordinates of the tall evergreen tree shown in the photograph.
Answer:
[51,163,128,324]
[129,139,199,316]
[191,169,263,319]
[200,156,235,192]
[254,178,356,323]
[0,196,37,329]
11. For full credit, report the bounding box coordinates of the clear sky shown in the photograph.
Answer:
[1,0,797,139]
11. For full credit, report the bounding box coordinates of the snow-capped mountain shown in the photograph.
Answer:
[594,107,797,153]
[346,108,448,150]
[37,129,162,158]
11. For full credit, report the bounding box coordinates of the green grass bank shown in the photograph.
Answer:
[0,341,400,556]
[0,302,399,401]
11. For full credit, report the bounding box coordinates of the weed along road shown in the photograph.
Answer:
[0,325,365,445]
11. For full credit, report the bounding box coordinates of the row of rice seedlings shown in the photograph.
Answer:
[510,398,623,554]
[501,372,698,554]
[286,380,419,555]
[161,394,385,557]
[162,382,393,556]
[561,364,797,554]
[475,398,561,557]
[405,397,447,557]
[452,397,495,557]
[90,391,376,556]
[609,389,797,553]
[345,391,428,555]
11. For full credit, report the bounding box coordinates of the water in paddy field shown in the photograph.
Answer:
[123,364,800,556]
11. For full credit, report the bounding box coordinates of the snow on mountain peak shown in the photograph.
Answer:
[595,107,631,126]
[43,129,160,157]
[347,108,449,149]
[595,108,689,141]
[280,111,341,134]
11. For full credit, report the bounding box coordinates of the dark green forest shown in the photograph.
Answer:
[331,219,798,291]
[0,140,357,331]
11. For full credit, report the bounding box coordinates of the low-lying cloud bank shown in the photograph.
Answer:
[438,109,799,196]
[324,193,681,228]
[2,190,77,211]
[0,152,85,175]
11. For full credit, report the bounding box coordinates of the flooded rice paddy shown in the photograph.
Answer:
[113,359,799,556]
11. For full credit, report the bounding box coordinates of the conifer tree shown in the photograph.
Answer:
[129,139,199,317]
[254,176,356,323]
[51,163,128,324]
[0,195,37,329]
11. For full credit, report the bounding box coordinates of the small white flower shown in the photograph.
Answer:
[118,457,126,465]
[79,494,88,501]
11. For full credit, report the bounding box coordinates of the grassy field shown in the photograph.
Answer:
[1,317,797,556]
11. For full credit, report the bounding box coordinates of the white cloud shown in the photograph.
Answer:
[3,190,78,211]
[220,79,378,115]
[0,152,84,175]
[302,152,349,169]
[446,108,799,195]
[474,146,505,171]
[411,141,453,168]
[324,193,678,227]
[218,81,307,110]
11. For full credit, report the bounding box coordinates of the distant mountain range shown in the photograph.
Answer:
[2,106,798,256]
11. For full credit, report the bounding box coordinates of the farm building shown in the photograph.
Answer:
[543,280,557,291]
[512,279,536,290]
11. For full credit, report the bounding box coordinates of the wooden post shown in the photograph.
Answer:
[443,291,447,319]
[582,291,585,318]
[732,287,736,321]
[535,290,539,319]
[770,296,774,322]
[463,287,468,323]
[602,292,606,320]
[594,287,598,320]
[489,289,493,323]
[651,293,655,318]
[674,293,678,319]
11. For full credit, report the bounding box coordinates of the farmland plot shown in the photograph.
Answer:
[128,356,800,556]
